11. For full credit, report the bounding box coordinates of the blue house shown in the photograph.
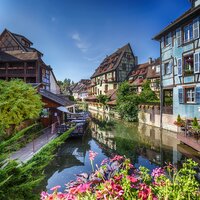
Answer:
[154,0,200,119]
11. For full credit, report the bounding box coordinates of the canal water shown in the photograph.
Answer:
[40,113,200,193]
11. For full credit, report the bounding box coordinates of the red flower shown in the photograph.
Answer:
[138,183,152,200]
[110,155,124,162]
[127,175,138,183]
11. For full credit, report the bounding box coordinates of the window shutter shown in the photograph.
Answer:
[176,28,182,46]
[169,60,172,74]
[177,58,182,76]
[178,88,184,104]
[193,17,199,39]
[161,37,164,48]
[196,87,200,104]
[194,52,200,73]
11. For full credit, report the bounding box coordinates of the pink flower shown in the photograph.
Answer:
[40,191,49,200]
[89,150,98,161]
[76,183,91,193]
[151,167,164,179]
[50,185,61,191]
[101,158,109,165]
[110,155,124,162]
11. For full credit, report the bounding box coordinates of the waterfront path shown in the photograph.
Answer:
[9,124,58,163]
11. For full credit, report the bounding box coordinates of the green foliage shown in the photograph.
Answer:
[0,80,43,134]
[97,94,109,105]
[192,117,198,127]
[0,123,43,159]
[0,127,75,200]
[116,82,140,122]
[68,95,75,101]
[139,80,159,103]
[177,114,182,123]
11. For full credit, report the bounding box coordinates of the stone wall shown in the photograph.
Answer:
[138,104,178,132]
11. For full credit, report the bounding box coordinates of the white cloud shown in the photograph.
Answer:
[71,32,90,53]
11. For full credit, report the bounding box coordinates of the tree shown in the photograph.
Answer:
[116,82,140,122]
[0,80,43,135]
[139,80,158,103]
[97,94,109,105]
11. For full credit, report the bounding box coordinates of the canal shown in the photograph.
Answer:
[39,113,200,193]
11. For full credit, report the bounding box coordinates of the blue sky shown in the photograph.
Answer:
[0,0,191,82]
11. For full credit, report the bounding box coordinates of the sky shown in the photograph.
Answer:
[0,0,191,82]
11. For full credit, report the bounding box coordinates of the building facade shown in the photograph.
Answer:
[154,1,200,119]
[0,29,60,94]
[90,43,136,96]
[128,58,160,94]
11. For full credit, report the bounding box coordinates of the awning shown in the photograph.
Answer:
[57,106,72,113]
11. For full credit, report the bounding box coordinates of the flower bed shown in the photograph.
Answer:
[41,152,199,200]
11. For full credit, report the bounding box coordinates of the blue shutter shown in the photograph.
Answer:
[178,88,184,104]
[176,28,182,46]
[177,58,182,76]
[194,52,200,73]
[196,87,200,104]
[193,17,199,39]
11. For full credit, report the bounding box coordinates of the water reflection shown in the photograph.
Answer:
[40,112,200,192]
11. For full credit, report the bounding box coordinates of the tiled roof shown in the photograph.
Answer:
[39,89,73,106]
[0,50,39,62]
[91,43,132,78]
[129,59,160,86]
[153,4,200,40]
[105,89,117,100]
[107,100,116,105]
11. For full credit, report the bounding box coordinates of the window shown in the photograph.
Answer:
[184,54,194,75]
[113,84,117,89]
[178,87,200,104]
[156,65,160,73]
[105,85,108,92]
[185,88,195,103]
[184,18,199,43]
[165,33,171,46]
[184,23,193,42]
[164,62,172,74]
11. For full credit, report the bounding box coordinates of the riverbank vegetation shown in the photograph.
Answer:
[116,81,158,122]
[42,155,199,200]
[0,79,43,136]
[0,127,75,200]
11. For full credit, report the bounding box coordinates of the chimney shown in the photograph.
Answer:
[135,56,138,65]
[149,57,152,64]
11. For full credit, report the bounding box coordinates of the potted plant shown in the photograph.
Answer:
[174,114,185,127]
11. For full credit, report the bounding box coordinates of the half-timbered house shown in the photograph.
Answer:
[90,43,136,96]
[0,29,60,94]
[153,0,200,119]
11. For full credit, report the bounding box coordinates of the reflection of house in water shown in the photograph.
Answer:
[138,123,200,166]
[90,116,116,150]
